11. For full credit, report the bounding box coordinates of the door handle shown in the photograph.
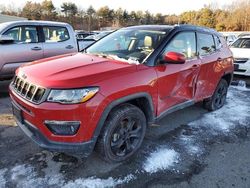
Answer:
[31,47,42,51]
[217,58,223,62]
[66,45,74,49]
[192,64,200,69]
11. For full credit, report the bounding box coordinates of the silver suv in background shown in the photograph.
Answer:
[0,21,78,80]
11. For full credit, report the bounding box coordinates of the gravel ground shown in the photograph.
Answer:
[0,77,250,188]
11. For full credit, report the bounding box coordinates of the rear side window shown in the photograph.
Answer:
[197,33,216,56]
[43,26,69,42]
[4,26,38,43]
[163,32,197,59]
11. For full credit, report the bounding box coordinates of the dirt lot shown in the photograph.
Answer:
[0,77,250,188]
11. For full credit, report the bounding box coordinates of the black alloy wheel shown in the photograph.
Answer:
[203,79,229,111]
[96,104,146,163]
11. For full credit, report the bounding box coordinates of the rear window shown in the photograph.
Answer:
[231,38,250,48]
[43,26,70,42]
[197,33,216,56]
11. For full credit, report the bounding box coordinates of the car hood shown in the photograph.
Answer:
[230,48,250,58]
[17,53,137,88]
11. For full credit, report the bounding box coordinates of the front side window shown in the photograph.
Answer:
[4,26,38,43]
[197,33,216,56]
[162,32,197,59]
[43,26,70,42]
[86,28,168,64]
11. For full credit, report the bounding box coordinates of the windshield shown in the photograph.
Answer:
[231,38,250,48]
[86,28,167,64]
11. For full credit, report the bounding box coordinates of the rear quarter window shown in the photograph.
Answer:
[214,35,222,50]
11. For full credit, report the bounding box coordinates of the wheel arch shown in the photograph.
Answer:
[92,92,155,143]
[222,72,233,86]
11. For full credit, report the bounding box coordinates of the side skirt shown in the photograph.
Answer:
[155,100,195,122]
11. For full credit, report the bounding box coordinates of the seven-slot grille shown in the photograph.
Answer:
[12,76,46,104]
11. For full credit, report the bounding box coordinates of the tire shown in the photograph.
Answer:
[96,103,147,163]
[203,79,229,111]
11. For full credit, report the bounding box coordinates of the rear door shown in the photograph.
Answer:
[42,26,77,58]
[1,25,43,74]
[195,33,222,100]
[155,31,201,115]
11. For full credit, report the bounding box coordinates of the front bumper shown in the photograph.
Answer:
[16,117,95,156]
[9,82,108,156]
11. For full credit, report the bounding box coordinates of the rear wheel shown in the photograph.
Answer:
[96,104,146,163]
[203,79,229,111]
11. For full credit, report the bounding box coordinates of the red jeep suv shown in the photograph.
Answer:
[9,25,234,162]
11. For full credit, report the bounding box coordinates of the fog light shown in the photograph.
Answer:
[44,120,80,136]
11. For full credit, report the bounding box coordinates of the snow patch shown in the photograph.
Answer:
[189,87,250,133]
[179,135,202,155]
[8,163,134,188]
[63,174,135,188]
[10,164,39,188]
[0,168,7,188]
[9,153,66,187]
[143,148,179,173]
[41,153,65,186]
[232,85,250,91]
[232,80,250,91]
[188,145,201,155]
[110,55,140,65]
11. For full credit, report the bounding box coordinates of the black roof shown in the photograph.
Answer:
[124,25,174,31]
[124,24,221,36]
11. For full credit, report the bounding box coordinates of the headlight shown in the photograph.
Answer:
[47,87,99,104]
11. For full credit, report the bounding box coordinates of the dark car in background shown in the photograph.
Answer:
[78,30,113,50]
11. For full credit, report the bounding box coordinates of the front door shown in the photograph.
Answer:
[155,31,201,116]
[1,26,43,74]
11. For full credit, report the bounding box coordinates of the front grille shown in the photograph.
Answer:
[12,76,46,104]
[234,58,249,64]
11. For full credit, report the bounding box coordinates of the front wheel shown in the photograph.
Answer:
[203,79,229,111]
[96,104,146,163]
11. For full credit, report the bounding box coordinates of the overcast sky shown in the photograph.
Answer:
[0,0,236,15]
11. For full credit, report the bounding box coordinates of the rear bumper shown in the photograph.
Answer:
[16,118,95,157]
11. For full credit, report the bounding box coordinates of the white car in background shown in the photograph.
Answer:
[230,36,250,76]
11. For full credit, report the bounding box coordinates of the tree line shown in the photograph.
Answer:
[0,0,250,31]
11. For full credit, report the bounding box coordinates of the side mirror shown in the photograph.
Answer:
[162,51,186,64]
[0,35,14,44]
